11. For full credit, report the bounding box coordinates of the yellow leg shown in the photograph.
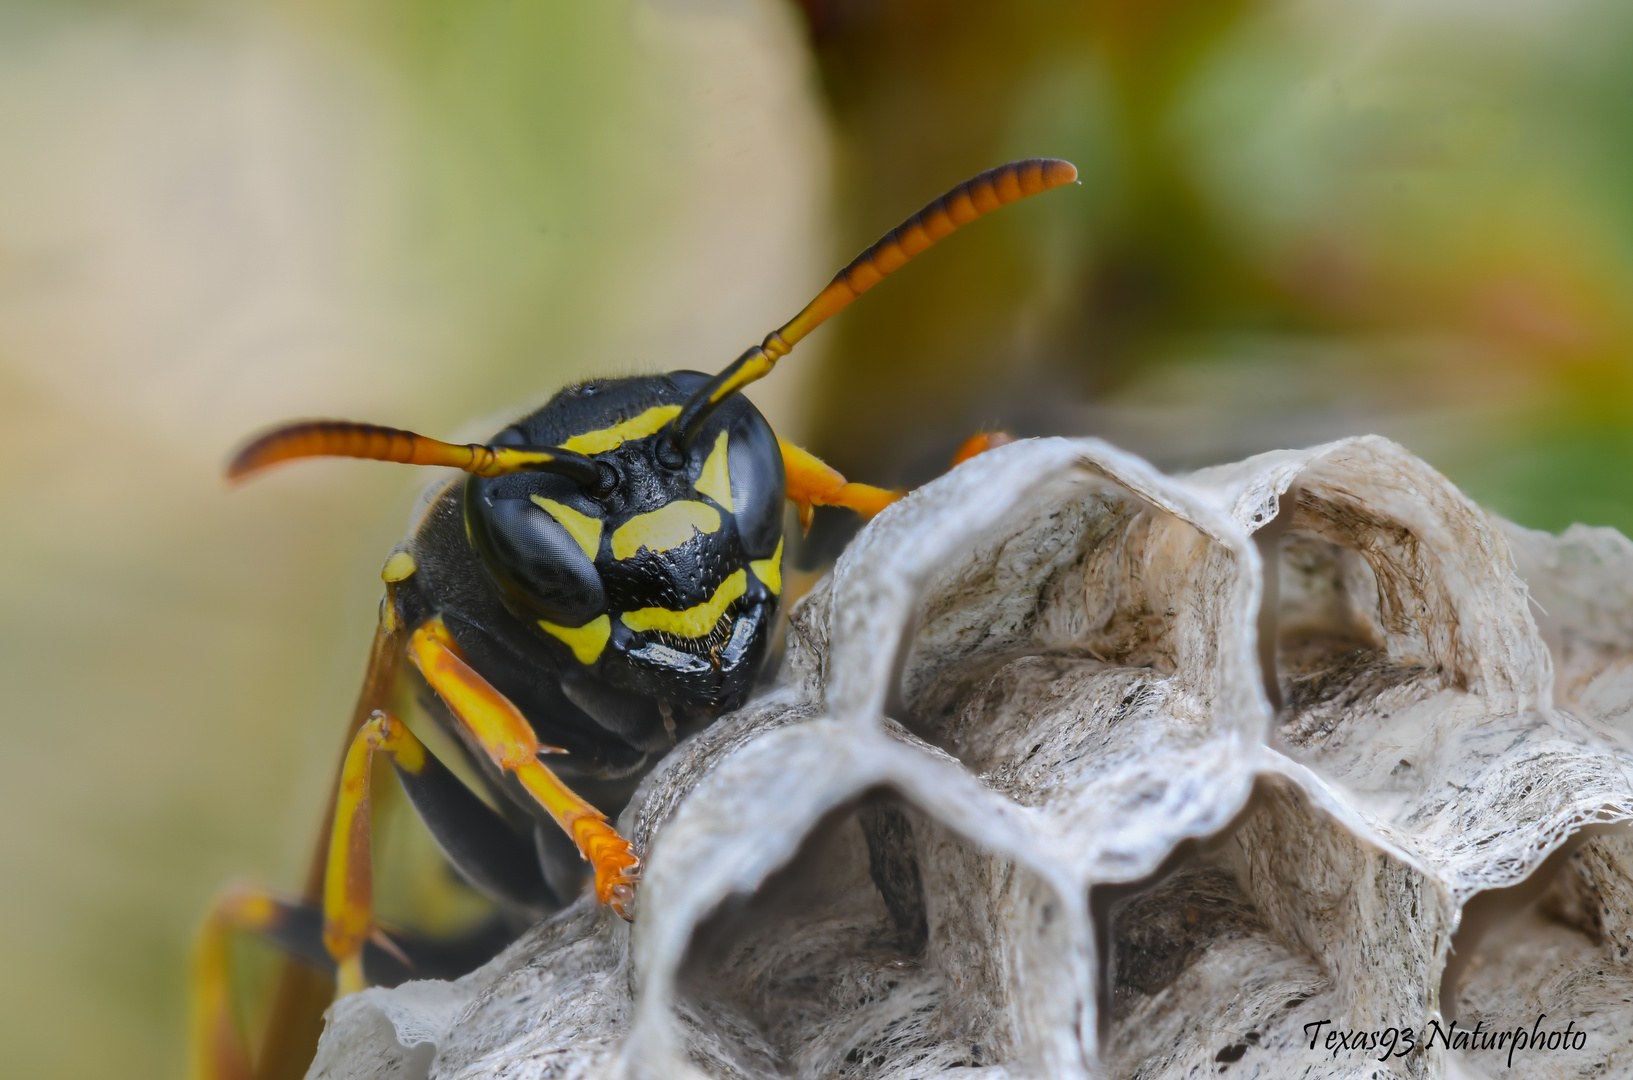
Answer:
[407,619,641,919]
[777,439,903,532]
[948,430,1015,468]
[259,602,403,1080]
[322,710,427,995]
[190,886,290,1080]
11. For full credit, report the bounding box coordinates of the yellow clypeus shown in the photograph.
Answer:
[620,571,746,638]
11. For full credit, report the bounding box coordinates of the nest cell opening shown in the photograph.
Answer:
[1271,527,1447,740]
[674,788,1055,1080]
[1258,478,1494,813]
[901,480,1223,780]
[1443,826,1633,1077]
[1095,843,1333,1079]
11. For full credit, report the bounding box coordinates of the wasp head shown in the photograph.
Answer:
[463,373,785,713]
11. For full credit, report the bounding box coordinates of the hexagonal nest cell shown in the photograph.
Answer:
[308,436,1633,1080]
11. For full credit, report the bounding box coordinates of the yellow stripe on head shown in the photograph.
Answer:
[750,537,783,596]
[560,404,681,456]
[621,570,746,638]
[530,496,603,560]
[538,614,612,665]
[695,430,733,511]
[611,500,720,560]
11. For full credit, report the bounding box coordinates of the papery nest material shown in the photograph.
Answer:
[309,435,1633,1080]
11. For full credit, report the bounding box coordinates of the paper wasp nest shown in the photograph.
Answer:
[310,436,1633,1080]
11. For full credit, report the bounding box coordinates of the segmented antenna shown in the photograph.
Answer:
[227,419,610,489]
[669,158,1078,448]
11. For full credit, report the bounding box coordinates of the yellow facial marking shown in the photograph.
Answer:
[538,614,611,665]
[621,570,746,638]
[530,496,603,560]
[611,500,720,560]
[560,404,682,456]
[381,550,417,582]
[750,537,783,596]
[695,430,733,511]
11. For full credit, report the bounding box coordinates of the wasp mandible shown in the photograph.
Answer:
[194,158,1077,1080]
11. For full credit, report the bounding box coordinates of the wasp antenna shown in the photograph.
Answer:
[670,158,1077,447]
[777,158,1079,349]
[227,419,610,489]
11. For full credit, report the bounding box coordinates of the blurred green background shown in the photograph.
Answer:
[5,0,1633,1075]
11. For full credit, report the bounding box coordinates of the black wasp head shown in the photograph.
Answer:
[463,372,785,713]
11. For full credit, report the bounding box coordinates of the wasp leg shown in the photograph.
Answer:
[323,707,513,993]
[251,601,404,1080]
[193,886,278,1080]
[948,430,1016,468]
[407,618,642,920]
[319,699,560,991]
[215,886,515,982]
[192,882,517,1078]
[778,438,903,532]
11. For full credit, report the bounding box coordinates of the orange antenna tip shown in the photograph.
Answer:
[227,420,430,482]
[669,158,1079,447]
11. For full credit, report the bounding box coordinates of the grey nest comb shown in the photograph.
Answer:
[310,435,1633,1080]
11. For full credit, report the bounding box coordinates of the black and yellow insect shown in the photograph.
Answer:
[194,158,1077,1080]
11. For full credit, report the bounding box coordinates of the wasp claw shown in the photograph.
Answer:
[368,926,413,968]
[608,879,638,922]
[574,815,641,919]
[949,429,1015,468]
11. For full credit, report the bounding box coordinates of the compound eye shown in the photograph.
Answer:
[466,487,606,623]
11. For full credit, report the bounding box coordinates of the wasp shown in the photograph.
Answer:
[193,158,1077,1080]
